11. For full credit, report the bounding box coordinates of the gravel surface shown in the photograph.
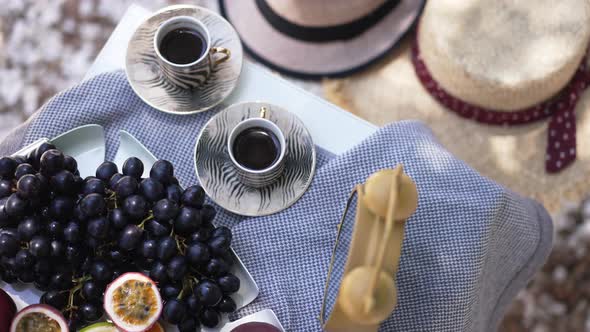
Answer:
[0,1,580,331]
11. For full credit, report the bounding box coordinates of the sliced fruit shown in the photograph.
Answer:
[230,322,281,332]
[145,322,164,332]
[9,304,68,332]
[80,322,119,332]
[103,272,162,332]
[0,288,17,332]
[79,321,164,332]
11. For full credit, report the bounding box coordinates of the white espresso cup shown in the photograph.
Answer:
[228,107,287,188]
[154,16,230,90]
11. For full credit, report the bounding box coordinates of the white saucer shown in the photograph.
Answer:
[194,102,317,216]
[125,5,243,114]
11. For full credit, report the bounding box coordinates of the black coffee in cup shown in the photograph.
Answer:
[159,28,206,64]
[232,127,280,170]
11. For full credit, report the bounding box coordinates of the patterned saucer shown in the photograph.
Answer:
[125,5,243,114]
[194,102,316,216]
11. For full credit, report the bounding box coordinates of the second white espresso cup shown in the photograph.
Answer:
[227,107,287,188]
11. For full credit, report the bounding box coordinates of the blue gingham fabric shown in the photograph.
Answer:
[0,71,552,331]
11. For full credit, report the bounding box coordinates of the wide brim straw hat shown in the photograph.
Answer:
[325,0,590,213]
[219,0,424,79]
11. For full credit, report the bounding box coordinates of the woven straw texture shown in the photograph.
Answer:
[325,38,590,213]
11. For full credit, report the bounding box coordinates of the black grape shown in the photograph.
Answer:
[217,296,237,313]
[195,280,222,306]
[40,149,65,175]
[161,283,182,300]
[118,225,143,251]
[80,193,106,218]
[63,221,82,244]
[87,216,109,239]
[217,274,240,294]
[18,216,42,241]
[156,236,177,262]
[199,308,220,328]
[41,290,68,310]
[122,195,148,219]
[145,219,170,238]
[139,239,157,259]
[139,178,165,202]
[153,199,179,222]
[150,160,174,185]
[185,242,210,266]
[48,196,75,220]
[201,204,217,223]
[46,221,63,239]
[96,162,118,182]
[162,299,186,325]
[14,163,35,179]
[108,173,123,190]
[82,178,106,196]
[0,233,19,257]
[0,157,17,178]
[63,155,78,173]
[206,258,229,277]
[51,170,77,195]
[211,226,232,242]
[149,261,169,284]
[178,317,199,332]
[114,176,138,198]
[79,302,102,322]
[29,235,50,257]
[122,157,144,179]
[89,260,112,283]
[174,206,201,236]
[0,180,12,198]
[15,249,36,270]
[108,208,128,229]
[6,193,28,217]
[166,184,182,203]
[166,256,187,281]
[208,236,231,256]
[181,185,206,208]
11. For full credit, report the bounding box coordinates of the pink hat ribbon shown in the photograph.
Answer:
[412,42,590,173]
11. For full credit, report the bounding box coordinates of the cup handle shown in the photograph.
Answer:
[210,47,231,67]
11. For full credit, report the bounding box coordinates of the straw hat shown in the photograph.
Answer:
[325,0,590,212]
[219,0,424,79]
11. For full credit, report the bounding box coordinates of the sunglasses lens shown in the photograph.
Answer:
[321,193,357,325]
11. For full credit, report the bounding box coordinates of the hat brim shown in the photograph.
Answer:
[219,0,425,79]
[324,39,590,213]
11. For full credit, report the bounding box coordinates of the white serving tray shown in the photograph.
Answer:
[1,124,281,331]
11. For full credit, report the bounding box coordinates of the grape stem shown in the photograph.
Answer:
[72,275,92,284]
[137,213,154,229]
[64,275,92,312]
[174,235,188,255]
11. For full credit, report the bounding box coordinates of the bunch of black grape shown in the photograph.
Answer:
[0,142,240,331]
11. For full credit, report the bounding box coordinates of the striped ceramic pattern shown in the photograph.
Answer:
[194,102,316,216]
[237,161,285,188]
[125,5,243,114]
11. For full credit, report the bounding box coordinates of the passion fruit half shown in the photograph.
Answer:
[103,272,162,332]
[9,304,68,332]
[79,321,164,332]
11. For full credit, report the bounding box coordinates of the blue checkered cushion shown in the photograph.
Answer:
[0,71,552,331]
